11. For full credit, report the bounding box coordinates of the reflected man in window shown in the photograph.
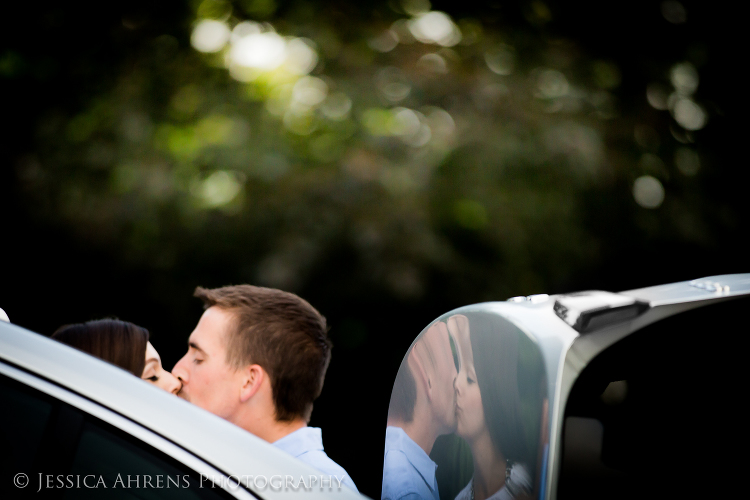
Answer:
[382,316,463,500]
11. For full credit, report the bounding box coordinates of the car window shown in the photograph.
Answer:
[383,311,548,500]
[0,373,244,500]
[63,419,235,500]
[0,375,54,474]
[559,297,745,500]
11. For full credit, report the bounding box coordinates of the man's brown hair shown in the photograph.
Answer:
[194,285,332,422]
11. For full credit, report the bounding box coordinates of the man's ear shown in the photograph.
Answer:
[239,364,264,403]
[408,347,432,399]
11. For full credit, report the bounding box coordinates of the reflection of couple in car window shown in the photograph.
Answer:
[383,313,538,500]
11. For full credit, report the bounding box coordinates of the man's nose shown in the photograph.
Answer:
[171,355,189,384]
[164,372,182,395]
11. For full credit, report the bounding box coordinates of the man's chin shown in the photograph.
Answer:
[176,390,189,402]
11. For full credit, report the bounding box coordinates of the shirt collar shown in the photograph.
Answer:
[273,426,324,458]
[385,426,438,488]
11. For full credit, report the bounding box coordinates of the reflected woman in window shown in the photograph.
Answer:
[52,318,181,394]
[452,314,533,500]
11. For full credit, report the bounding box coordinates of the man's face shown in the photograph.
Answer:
[172,307,245,422]
[414,321,458,432]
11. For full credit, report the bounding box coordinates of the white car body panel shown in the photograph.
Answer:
[0,321,363,500]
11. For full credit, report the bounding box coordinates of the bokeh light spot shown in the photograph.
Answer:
[194,170,244,208]
[424,107,455,138]
[191,20,231,53]
[646,83,670,110]
[484,46,515,75]
[283,38,319,75]
[633,175,665,209]
[408,11,462,47]
[661,1,687,23]
[231,32,286,70]
[670,62,698,95]
[283,109,317,135]
[291,76,328,108]
[416,53,448,73]
[368,30,399,53]
[674,147,700,176]
[393,108,422,136]
[231,21,262,42]
[376,67,411,102]
[321,92,352,121]
[672,98,706,130]
[537,69,569,98]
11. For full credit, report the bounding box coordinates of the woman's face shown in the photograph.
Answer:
[142,342,181,394]
[454,326,486,441]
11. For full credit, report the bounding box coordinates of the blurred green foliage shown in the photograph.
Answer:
[10,0,735,305]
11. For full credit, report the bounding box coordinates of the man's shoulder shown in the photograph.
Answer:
[382,450,429,497]
[298,448,349,476]
[383,448,418,471]
[298,450,358,492]
[287,430,357,493]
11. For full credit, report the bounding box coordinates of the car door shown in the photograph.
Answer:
[0,362,256,500]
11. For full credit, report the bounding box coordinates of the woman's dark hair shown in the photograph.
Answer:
[52,319,150,377]
[470,312,544,469]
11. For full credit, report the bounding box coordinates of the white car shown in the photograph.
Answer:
[382,273,748,500]
[0,317,365,500]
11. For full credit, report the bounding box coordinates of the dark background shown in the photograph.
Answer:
[1,0,745,497]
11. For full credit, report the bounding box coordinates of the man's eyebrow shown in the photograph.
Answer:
[188,341,206,355]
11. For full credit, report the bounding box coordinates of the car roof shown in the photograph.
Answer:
[0,322,363,500]
[621,273,750,306]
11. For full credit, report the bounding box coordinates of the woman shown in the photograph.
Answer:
[52,318,181,394]
[453,313,537,500]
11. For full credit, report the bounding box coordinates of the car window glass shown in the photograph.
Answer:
[382,311,548,500]
[0,373,244,500]
[0,374,53,473]
[64,419,241,500]
[559,297,745,500]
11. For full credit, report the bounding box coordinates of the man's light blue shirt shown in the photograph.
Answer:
[382,426,439,500]
[273,427,358,492]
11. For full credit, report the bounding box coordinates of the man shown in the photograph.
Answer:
[381,315,464,500]
[172,285,357,492]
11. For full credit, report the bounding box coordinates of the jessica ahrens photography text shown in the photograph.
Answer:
[14,473,348,492]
